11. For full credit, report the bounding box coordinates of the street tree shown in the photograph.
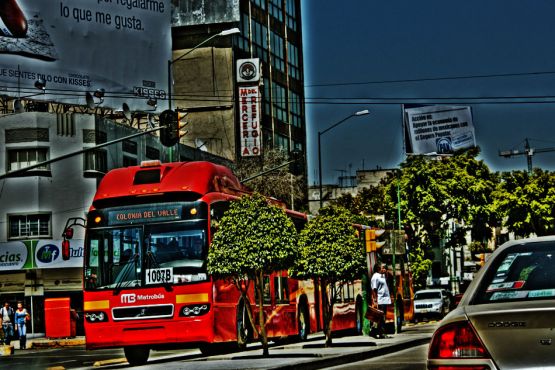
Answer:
[291,205,366,346]
[383,149,498,288]
[494,169,555,237]
[207,193,298,356]
[233,148,306,210]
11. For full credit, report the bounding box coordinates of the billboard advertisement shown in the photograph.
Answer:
[0,0,171,112]
[404,105,476,155]
[0,239,84,271]
[171,0,239,27]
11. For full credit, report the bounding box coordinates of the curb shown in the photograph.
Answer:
[31,338,86,349]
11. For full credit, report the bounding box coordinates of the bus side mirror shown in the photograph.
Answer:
[63,227,74,240]
[62,239,71,260]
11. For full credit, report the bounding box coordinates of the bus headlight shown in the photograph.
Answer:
[180,304,210,317]
[85,311,108,323]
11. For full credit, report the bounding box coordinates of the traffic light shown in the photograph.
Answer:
[159,109,188,147]
[288,149,304,176]
[365,228,386,253]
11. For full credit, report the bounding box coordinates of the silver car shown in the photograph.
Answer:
[428,236,555,369]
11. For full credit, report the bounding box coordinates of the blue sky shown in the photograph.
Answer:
[302,0,555,185]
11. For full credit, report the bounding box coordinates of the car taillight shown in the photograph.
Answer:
[429,321,489,359]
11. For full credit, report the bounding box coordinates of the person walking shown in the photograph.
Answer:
[0,302,14,345]
[371,263,392,338]
[14,301,29,350]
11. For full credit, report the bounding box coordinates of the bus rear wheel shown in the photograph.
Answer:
[124,346,149,366]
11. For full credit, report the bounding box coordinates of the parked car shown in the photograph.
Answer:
[428,236,555,369]
[412,288,450,321]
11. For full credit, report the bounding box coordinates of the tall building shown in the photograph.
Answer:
[170,0,306,167]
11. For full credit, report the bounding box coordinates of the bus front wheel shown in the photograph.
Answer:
[236,299,252,350]
[124,346,150,366]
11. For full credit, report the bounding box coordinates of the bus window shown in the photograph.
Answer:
[274,277,290,304]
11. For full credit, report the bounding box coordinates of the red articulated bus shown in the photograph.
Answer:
[80,160,363,365]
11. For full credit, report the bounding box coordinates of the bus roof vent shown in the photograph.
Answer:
[133,169,161,185]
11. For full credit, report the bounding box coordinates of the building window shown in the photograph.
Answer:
[123,156,137,167]
[263,77,271,116]
[252,19,268,63]
[293,140,303,151]
[287,41,301,80]
[252,0,266,10]
[145,146,160,160]
[289,90,303,128]
[270,31,285,72]
[275,133,290,152]
[269,0,283,22]
[7,148,48,172]
[286,0,297,31]
[83,149,107,173]
[122,140,138,155]
[9,213,51,239]
[272,82,288,123]
[237,12,250,52]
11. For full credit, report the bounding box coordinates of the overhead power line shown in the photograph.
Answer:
[305,70,555,88]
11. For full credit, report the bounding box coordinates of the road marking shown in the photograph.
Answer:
[93,358,127,367]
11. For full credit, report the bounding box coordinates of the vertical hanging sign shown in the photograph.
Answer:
[237,58,262,157]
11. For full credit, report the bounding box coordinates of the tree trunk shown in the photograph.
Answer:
[256,271,269,356]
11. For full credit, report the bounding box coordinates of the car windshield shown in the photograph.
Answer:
[415,292,441,300]
[85,221,208,290]
[474,242,555,304]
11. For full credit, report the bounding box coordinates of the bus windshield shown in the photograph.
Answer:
[85,222,208,290]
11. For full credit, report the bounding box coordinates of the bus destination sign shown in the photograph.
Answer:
[108,204,182,225]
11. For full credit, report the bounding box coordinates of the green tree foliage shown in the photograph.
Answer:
[381,149,498,289]
[493,169,555,237]
[291,205,366,346]
[207,193,298,356]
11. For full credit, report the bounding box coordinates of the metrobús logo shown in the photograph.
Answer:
[121,293,165,304]
[36,244,60,264]
[0,242,27,270]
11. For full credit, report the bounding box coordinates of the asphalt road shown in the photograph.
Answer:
[0,323,437,369]
[322,343,429,370]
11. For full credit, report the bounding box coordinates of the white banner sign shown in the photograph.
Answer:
[0,0,171,112]
[404,105,476,154]
[239,85,262,157]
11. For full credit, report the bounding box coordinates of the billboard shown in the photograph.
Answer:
[404,105,476,155]
[0,239,84,271]
[0,0,171,112]
[171,0,240,27]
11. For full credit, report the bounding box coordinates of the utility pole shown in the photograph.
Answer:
[499,138,555,174]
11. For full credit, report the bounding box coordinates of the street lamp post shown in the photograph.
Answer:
[318,109,370,209]
[167,27,240,111]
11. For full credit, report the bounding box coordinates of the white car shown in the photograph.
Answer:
[413,288,450,321]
